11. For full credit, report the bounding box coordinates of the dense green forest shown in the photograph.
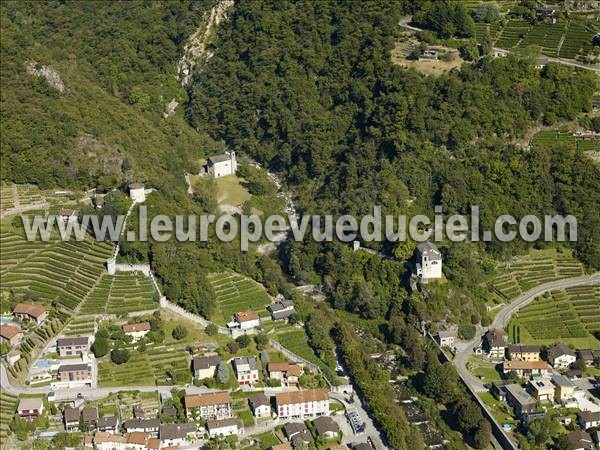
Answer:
[0,1,212,190]
[189,0,599,315]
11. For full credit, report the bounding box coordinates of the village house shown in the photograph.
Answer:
[483,328,506,360]
[122,418,160,435]
[527,379,554,402]
[13,303,48,324]
[206,418,242,438]
[230,311,260,330]
[507,344,541,362]
[578,411,600,430]
[270,445,293,450]
[267,362,302,387]
[248,394,271,418]
[312,416,340,440]
[63,407,80,432]
[122,322,151,342]
[0,324,23,346]
[567,430,595,450]
[129,183,146,203]
[125,431,154,450]
[56,362,92,387]
[93,432,127,450]
[17,397,44,420]
[59,208,79,223]
[232,356,259,386]
[192,354,221,380]
[551,374,576,402]
[205,151,237,179]
[283,422,314,446]
[159,423,197,447]
[96,416,118,433]
[503,360,552,378]
[414,242,442,281]
[547,344,577,368]
[185,392,231,420]
[577,349,600,367]
[82,407,99,429]
[275,389,330,420]
[435,328,456,348]
[268,300,295,321]
[56,336,90,356]
[505,384,537,418]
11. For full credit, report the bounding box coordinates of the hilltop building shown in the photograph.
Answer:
[414,242,442,281]
[205,152,237,178]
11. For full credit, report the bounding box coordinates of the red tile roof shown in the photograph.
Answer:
[122,322,151,333]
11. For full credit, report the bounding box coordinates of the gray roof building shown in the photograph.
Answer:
[160,423,197,440]
[56,337,89,347]
[283,422,314,444]
[312,416,340,436]
[192,355,222,372]
[232,356,258,371]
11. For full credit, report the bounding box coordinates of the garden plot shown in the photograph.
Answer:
[208,272,272,324]
[532,130,599,152]
[80,272,156,315]
[490,249,584,300]
[0,391,18,446]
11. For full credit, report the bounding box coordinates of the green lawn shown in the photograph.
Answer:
[251,431,281,450]
[214,175,251,206]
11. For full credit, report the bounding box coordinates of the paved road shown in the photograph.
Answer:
[454,272,600,393]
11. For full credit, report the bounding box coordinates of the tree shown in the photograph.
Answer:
[458,324,476,340]
[473,419,491,449]
[205,323,218,336]
[254,333,268,350]
[527,416,559,446]
[172,325,188,341]
[137,341,147,353]
[453,399,483,432]
[111,348,130,364]
[472,3,500,23]
[572,358,587,371]
[91,338,109,358]
[216,362,230,384]
[236,335,251,348]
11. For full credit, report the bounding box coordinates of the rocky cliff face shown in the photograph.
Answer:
[177,0,234,87]
[26,61,64,92]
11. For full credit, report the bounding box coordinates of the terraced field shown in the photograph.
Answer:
[509,285,600,347]
[495,19,530,48]
[519,20,567,57]
[559,22,595,59]
[274,329,326,370]
[80,272,156,315]
[98,344,191,387]
[208,272,272,324]
[0,228,114,312]
[532,130,599,151]
[0,391,18,447]
[62,316,96,336]
[490,249,584,300]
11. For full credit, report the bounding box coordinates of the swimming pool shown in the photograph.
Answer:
[0,316,15,326]
[34,359,52,368]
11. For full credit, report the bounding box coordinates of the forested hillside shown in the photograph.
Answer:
[189,0,599,275]
[0,1,213,190]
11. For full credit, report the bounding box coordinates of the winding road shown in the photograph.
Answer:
[454,272,600,392]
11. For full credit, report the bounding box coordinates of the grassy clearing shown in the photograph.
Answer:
[214,175,251,207]
[207,272,271,325]
[273,330,325,370]
[251,430,281,449]
[467,356,502,383]
[478,391,519,427]
[80,272,156,315]
[508,285,600,348]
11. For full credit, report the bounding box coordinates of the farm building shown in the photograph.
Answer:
[129,183,146,203]
[268,300,295,321]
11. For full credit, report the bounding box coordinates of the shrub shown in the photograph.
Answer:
[205,323,218,336]
[236,334,251,348]
[111,348,130,364]
[172,324,188,340]
[458,324,476,340]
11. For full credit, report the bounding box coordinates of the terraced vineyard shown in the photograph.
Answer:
[559,22,595,59]
[0,391,18,447]
[532,130,599,151]
[62,316,96,336]
[98,345,191,387]
[519,20,567,57]
[80,272,156,315]
[273,329,327,371]
[495,19,530,48]
[490,249,584,300]
[0,228,114,312]
[208,272,272,324]
[509,285,600,347]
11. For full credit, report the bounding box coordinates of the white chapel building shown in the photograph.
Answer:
[415,242,442,281]
[206,151,237,178]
